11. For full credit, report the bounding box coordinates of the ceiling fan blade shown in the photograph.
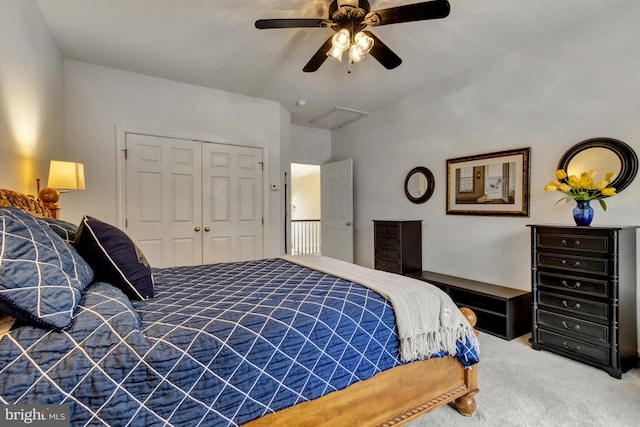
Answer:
[364,31,402,69]
[368,0,450,26]
[255,19,328,29]
[303,36,334,72]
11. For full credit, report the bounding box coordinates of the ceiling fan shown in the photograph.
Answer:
[255,0,450,72]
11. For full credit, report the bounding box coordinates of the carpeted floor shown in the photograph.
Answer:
[406,332,640,427]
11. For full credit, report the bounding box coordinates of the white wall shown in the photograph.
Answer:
[332,2,640,348]
[63,60,289,257]
[291,125,332,165]
[332,2,640,288]
[0,0,64,194]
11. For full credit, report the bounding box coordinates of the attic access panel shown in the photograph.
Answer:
[309,107,370,129]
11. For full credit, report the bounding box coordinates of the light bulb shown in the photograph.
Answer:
[349,44,365,64]
[327,45,343,62]
[354,31,374,54]
[331,29,350,51]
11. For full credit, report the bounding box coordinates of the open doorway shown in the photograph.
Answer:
[290,163,321,255]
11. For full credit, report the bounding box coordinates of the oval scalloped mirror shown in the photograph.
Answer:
[558,137,638,193]
[404,166,435,204]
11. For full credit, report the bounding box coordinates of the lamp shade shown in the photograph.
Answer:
[47,160,85,190]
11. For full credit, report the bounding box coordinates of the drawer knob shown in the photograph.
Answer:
[562,321,580,331]
[561,280,581,289]
[562,341,581,352]
[562,300,581,310]
[561,259,581,268]
[561,239,581,248]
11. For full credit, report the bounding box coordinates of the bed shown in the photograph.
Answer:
[0,188,479,426]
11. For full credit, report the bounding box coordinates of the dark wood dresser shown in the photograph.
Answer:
[373,220,422,274]
[528,224,638,378]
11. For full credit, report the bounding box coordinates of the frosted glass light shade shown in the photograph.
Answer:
[327,46,344,62]
[354,31,374,54]
[331,29,350,51]
[349,44,365,63]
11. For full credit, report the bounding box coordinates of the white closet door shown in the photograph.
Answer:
[125,133,202,267]
[202,143,264,264]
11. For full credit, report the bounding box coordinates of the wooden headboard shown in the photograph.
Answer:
[0,189,52,218]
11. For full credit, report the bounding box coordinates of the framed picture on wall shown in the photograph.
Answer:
[446,147,531,216]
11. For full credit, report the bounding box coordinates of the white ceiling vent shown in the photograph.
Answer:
[309,107,370,130]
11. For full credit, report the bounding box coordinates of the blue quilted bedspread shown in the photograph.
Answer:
[0,258,478,426]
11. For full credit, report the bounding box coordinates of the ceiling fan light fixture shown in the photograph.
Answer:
[327,45,344,62]
[349,43,366,64]
[354,31,374,54]
[331,28,350,51]
[256,0,451,72]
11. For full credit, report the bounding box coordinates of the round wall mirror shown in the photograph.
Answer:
[558,137,638,193]
[404,167,435,204]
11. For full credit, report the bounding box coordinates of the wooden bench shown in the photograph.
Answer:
[406,271,531,340]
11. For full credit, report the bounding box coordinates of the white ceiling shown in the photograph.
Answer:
[35,0,629,129]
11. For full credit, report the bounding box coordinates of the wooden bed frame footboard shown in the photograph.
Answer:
[247,308,479,427]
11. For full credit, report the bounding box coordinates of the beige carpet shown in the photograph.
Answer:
[406,332,640,427]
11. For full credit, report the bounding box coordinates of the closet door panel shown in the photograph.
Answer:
[125,134,202,267]
[202,143,263,264]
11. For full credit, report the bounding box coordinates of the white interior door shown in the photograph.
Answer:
[202,143,263,264]
[125,133,202,267]
[321,159,353,263]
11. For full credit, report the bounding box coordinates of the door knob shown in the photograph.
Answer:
[204,227,211,232]
[346,221,352,226]
[194,226,201,232]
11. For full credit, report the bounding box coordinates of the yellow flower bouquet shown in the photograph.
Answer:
[544,169,617,211]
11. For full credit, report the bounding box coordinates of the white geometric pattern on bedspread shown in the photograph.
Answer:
[0,258,479,426]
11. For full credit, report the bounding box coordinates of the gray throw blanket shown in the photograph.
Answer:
[280,255,478,362]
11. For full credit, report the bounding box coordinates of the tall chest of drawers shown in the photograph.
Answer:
[528,225,638,378]
[373,220,422,274]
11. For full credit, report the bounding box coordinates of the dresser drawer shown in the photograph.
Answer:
[374,235,400,249]
[537,272,609,298]
[536,232,609,254]
[537,253,608,276]
[537,329,610,365]
[375,247,400,262]
[538,309,609,346]
[374,222,400,237]
[538,291,609,321]
[375,259,400,273]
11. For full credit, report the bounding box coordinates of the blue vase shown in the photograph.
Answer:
[573,200,594,226]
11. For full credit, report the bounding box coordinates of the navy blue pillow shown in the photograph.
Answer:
[74,216,154,300]
[0,207,94,330]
